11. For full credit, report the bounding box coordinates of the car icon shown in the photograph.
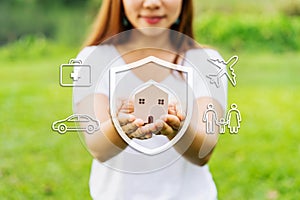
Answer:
[52,114,100,134]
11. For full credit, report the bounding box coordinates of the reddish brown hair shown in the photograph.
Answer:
[84,0,195,47]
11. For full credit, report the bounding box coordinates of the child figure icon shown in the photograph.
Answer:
[203,103,242,134]
[217,118,227,134]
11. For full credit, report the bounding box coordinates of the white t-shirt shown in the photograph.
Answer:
[74,45,227,200]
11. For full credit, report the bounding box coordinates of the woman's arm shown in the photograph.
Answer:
[77,94,161,162]
[78,93,223,165]
[77,94,128,162]
[182,97,223,166]
[161,97,224,166]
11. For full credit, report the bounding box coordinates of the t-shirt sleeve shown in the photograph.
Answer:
[76,46,97,62]
[72,46,97,105]
[94,69,110,97]
[73,45,118,107]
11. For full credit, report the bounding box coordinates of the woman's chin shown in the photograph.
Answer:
[137,27,169,37]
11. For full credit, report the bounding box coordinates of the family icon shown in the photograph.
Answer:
[203,103,242,134]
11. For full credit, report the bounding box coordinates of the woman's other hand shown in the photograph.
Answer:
[159,102,185,140]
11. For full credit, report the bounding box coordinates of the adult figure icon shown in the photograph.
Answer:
[227,103,242,133]
[203,103,218,134]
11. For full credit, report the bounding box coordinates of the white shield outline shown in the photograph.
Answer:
[110,56,193,155]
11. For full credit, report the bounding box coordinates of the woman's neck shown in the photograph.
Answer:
[114,30,182,83]
[116,31,180,61]
[125,30,174,52]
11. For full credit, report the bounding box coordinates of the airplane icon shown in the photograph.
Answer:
[207,55,238,87]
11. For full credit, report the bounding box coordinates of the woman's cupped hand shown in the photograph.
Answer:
[117,100,185,140]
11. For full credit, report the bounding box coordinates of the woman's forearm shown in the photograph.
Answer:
[172,97,223,166]
[84,119,128,162]
[181,125,218,166]
[77,94,128,162]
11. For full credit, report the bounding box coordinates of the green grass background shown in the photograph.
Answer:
[0,0,300,199]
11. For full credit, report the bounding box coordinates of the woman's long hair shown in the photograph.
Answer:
[84,0,195,48]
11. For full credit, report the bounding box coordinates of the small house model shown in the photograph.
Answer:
[133,84,168,124]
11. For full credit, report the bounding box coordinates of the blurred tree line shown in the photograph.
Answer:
[0,0,299,52]
[1,0,88,7]
[0,0,102,46]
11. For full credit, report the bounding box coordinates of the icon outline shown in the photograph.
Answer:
[52,114,100,134]
[203,103,242,134]
[207,55,238,88]
[59,59,92,87]
[226,103,242,134]
[203,103,219,134]
[109,56,194,155]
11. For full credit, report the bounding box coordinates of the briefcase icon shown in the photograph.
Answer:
[60,59,91,87]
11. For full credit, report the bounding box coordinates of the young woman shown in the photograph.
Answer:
[74,0,227,199]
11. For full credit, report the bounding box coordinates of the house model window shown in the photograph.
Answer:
[139,98,145,104]
[158,99,164,105]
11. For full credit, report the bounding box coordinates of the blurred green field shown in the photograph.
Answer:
[1,0,300,199]
[0,48,91,199]
[210,52,300,199]
[0,43,299,199]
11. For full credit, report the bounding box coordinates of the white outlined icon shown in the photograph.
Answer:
[110,56,193,155]
[60,59,91,87]
[203,103,242,134]
[52,114,100,134]
[226,103,242,134]
[217,118,227,134]
[203,103,218,134]
[207,55,238,87]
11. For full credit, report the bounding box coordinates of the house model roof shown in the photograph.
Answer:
[133,80,169,96]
